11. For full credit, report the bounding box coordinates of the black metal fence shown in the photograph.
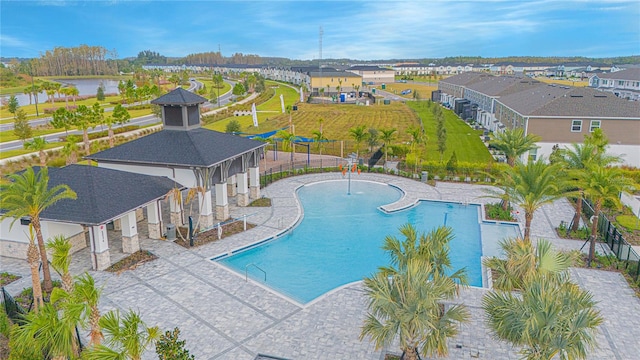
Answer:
[1,286,27,324]
[582,199,640,283]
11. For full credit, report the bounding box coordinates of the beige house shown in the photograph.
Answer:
[346,65,395,85]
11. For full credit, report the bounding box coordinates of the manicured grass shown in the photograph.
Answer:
[407,101,492,163]
[536,77,589,87]
[382,83,437,99]
[0,95,125,123]
[0,142,62,160]
[0,127,65,143]
[616,215,640,231]
[208,101,421,149]
[197,78,232,99]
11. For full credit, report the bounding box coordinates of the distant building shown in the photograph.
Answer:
[346,65,395,85]
[589,68,640,101]
[437,73,640,166]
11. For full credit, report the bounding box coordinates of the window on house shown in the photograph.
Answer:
[618,80,624,86]
[571,120,583,132]
[590,120,601,132]
[528,148,538,162]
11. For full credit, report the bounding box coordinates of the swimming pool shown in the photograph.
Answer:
[216,180,519,304]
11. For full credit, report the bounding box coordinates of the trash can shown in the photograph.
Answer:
[381,83,386,90]
[421,171,428,182]
[166,224,176,241]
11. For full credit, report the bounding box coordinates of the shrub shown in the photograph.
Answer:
[156,327,195,360]
[485,202,514,221]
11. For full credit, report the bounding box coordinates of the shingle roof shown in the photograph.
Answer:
[348,65,392,71]
[12,165,178,225]
[530,87,640,118]
[151,88,208,106]
[466,76,541,96]
[597,68,640,81]
[497,84,640,118]
[439,72,489,86]
[308,70,361,78]
[85,128,267,167]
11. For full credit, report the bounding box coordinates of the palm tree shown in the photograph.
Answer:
[276,129,298,168]
[483,237,572,291]
[69,86,79,105]
[379,128,397,164]
[26,225,45,312]
[311,129,327,155]
[348,124,368,158]
[406,125,425,152]
[62,137,79,165]
[381,224,468,285]
[74,273,104,346]
[561,142,621,232]
[483,273,602,360]
[23,136,48,166]
[12,298,82,359]
[46,235,74,293]
[361,259,470,359]
[0,167,77,295]
[492,159,567,241]
[580,165,635,265]
[85,310,159,360]
[73,104,98,154]
[490,128,540,167]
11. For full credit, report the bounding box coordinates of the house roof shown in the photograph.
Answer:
[597,68,640,81]
[3,165,178,226]
[439,72,489,86]
[497,84,640,118]
[85,128,267,167]
[348,65,392,71]
[465,76,541,96]
[151,88,208,106]
[308,70,361,78]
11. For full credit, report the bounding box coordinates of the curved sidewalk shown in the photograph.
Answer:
[2,174,638,359]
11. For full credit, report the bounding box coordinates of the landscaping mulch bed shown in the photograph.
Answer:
[0,272,21,287]
[106,250,158,273]
[248,197,272,207]
[175,220,257,248]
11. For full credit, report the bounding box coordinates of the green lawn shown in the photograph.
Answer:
[407,101,492,164]
[0,142,62,160]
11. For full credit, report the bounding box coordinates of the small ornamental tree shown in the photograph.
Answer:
[225,119,241,134]
[96,83,106,101]
[232,82,246,96]
[8,94,19,115]
[13,108,32,141]
[155,327,195,360]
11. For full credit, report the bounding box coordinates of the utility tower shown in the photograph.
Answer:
[319,26,323,95]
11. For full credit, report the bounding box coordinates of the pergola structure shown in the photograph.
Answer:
[86,88,267,229]
[0,165,177,270]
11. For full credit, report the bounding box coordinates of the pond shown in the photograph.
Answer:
[2,78,121,107]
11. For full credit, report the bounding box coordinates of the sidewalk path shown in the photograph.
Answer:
[2,175,639,359]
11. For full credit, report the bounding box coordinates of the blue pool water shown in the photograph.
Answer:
[217,180,517,304]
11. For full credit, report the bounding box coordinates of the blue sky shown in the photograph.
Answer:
[1,0,639,60]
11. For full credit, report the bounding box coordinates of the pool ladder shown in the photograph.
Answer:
[245,263,267,282]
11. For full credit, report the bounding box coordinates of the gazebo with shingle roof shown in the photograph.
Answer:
[86,88,267,229]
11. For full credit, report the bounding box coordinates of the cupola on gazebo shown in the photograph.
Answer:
[86,88,267,229]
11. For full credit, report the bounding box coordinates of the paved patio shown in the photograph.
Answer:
[2,173,639,359]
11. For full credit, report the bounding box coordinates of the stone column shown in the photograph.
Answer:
[147,202,162,240]
[169,193,183,226]
[236,171,249,207]
[121,211,140,254]
[249,167,260,200]
[89,224,110,271]
[113,218,122,231]
[214,182,229,221]
[227,175,237,196]
[199,189,215,229]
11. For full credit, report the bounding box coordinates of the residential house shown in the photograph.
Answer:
[589,68,640,101]
[346,65,395,85]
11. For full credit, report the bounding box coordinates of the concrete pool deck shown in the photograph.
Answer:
[2,173,640,359]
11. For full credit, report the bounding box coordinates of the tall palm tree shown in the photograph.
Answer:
[406,125,425,152]
[483,238,572,291]
[85,310,159,360]
[361,259,470,360]
[0,167,77,295]
[348,124,368,158]
[46,235,74,293]
[23,136,48,166]
[73,104,97,154]
[379,128,397,164]
[483,273,602,360]
[276,129,298,168]
[490,128,541,167]
[26,225,45,312]
[561,142,621,232]
[580,165,635,265]
[69,86,79,105]
[493,159,567,241]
